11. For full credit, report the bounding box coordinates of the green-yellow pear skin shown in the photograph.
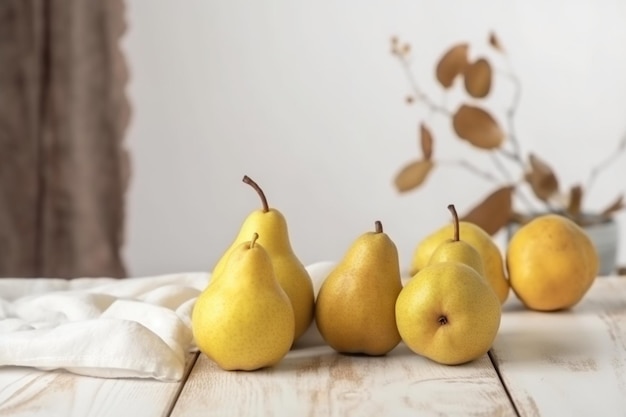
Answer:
[192,234,295,371]
[315,221,402,356]
[428,205,485,276]
[410,220,509,304]
[395,262,502,365]
[211,176,314,342]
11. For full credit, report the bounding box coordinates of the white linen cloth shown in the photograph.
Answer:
[0,262,336,382]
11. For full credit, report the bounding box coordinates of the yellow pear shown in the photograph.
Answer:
[315,221,402,355]
[410,220,509,304]
[212,176,314,341]
[395,262,502,365]
[506,214,599,311]
[192,233,295,371]
[428,205,485,276]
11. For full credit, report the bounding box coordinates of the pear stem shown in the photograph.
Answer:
[375,220,383,233]
[447,204,460,242]
[243,175,269,213]
[249,232,259,249]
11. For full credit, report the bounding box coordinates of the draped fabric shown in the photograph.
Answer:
[0,0,130,278]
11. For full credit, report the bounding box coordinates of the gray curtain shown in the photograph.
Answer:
[0,0,130,278]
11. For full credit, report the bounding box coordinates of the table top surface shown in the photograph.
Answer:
[1,277,626,417]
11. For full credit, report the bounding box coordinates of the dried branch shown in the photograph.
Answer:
[490,153,537,212]
[395,42,539,213]
[438,159,499,183]
[390,35,623,229]
[496,148,521,162]
[395,54,452,116]
[497,67,554,213]
[489,152,513,182]
[499,70,525,164]
[585,130,626,194]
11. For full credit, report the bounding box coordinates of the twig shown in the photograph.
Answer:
[497,66,554,213]
[438,158,499,182]
[490,152,537,212]
[585,130,626,193]
[393,41,559,216]
[497,68,525,165]
[397,55,452,116]
[496,148,520,163]
[489,152,513,182]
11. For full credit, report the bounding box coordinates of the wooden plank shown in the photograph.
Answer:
[0,352,198,417]
[491,278,626,417]
[171,341,515,417]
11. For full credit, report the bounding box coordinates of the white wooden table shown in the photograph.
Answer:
[1,277,625,417]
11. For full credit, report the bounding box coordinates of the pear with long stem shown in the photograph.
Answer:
[211,176,314,342]
[428,204,486,276]
[396,204,502,365]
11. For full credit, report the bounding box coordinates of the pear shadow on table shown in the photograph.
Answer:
[500,294,601,316]
[503,299,607,315]
[502,278,626,316]
[273,343,417,375]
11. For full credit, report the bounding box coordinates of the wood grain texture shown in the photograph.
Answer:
[0,352,198,417]
[491,278,626,417]
[172,343,515,417]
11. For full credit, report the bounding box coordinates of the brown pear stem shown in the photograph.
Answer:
[374,220,383,233]
[249,232,259,249]
[447,204,460,242]
[242,175,269,212]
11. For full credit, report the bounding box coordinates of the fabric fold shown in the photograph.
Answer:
[0,264,335,381]
[0,272,208,381]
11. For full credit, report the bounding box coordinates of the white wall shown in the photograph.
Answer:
[121,0,626,277]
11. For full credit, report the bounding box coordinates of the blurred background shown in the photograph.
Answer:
[2,0,626,278]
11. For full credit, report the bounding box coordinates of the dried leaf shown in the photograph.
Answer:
[435,43,469,89]
[524,153,559,201]
[452,105,505,149]
[566,184,583,218]
[420,123,434,160]
[460,186,514,235]
[488,32,505,52]
[464,58,492,98]
[394,159,435,192]
[600,194,624,218]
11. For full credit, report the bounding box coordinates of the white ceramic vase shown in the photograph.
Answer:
[584,218,619,276]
